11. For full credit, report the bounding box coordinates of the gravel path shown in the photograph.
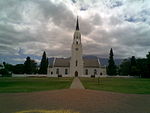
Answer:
[70,77,85,89]
[0,89,150,113]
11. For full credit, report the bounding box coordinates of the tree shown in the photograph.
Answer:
[13,64,24,74]
[107,48,117,75]
[119,57,149,77]
[24,57,32,74]
[0,68,12,77]
[4,63,14,72]
[0,62,13,77]
[24,57,38,74]
[146,52,150,77]
[39,51,48,74]
[130,56,138,76]
[131,56,136,66]
[136,58,147,77]
[130,66,138,76]
[119,59,130,75]
[30,60,38,74]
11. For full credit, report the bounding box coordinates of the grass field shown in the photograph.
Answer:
[80,77,150,94]
[0,77,73,93]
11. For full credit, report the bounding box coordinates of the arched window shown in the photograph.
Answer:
[56,68,59,75]
[65,69,68,74]
[76,60,78,66]
[76,41,78,44]
[100,72,102,75]
[94,69,97,75]
[85,69,88,75]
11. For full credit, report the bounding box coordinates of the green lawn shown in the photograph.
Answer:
[0,77,73,93]
[80,77,150,94]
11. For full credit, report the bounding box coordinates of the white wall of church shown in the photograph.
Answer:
[82,68,106,77]
[47,67,106,77]
[47,67,70,77]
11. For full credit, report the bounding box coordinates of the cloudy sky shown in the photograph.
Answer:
[0,0,150,64]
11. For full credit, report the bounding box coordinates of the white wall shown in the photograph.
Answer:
[81,68,106,77]
[47,67,70,77]
[48,67,106,77]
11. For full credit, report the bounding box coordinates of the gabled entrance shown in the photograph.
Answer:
[75,71,78,77]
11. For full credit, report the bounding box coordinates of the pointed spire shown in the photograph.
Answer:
[76,16,79,30]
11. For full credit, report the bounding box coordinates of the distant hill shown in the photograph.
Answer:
[48,55,123,67]
[99,58,123,66]
[48,57,54,66]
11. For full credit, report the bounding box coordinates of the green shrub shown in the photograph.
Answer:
[0,69,12,77]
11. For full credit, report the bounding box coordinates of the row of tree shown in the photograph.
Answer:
[107,48,150,78]
[119,55,150,78]
[0,51,48,76]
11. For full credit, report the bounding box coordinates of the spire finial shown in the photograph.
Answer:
[76,16,79,30]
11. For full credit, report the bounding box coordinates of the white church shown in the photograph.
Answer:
[47,17,106,77]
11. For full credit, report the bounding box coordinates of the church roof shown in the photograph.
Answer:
[54,58,70,67]
[48,57,101,68]
[83,58,100,68]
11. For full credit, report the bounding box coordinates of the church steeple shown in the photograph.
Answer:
[70,16,83,77]
[76,16,79,30]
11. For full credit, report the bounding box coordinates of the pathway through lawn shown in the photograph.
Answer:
[70,77,85,89]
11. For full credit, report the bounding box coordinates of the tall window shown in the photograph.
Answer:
[56,68,59,75]
[76,41,78,44]
[85,69,88,75]
[94,69,97,75]
[76,60,78,66]
[65,69,68,74]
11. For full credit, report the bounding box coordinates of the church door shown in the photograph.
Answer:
[75,71,78,77]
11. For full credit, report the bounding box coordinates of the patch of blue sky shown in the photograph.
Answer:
[0,49,41,65]
[80,7,87,11]
[111,1,123,8]
[104,0,123,9]
[71,0,76,3]
[124,16,146,23]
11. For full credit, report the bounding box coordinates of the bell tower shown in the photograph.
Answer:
[70,17,83,77]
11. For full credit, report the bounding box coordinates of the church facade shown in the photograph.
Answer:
[47,17,106,77]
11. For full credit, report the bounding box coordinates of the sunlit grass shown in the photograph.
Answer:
[0,77,73,93]
[80,77,150,94]
[15,109,79,113]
